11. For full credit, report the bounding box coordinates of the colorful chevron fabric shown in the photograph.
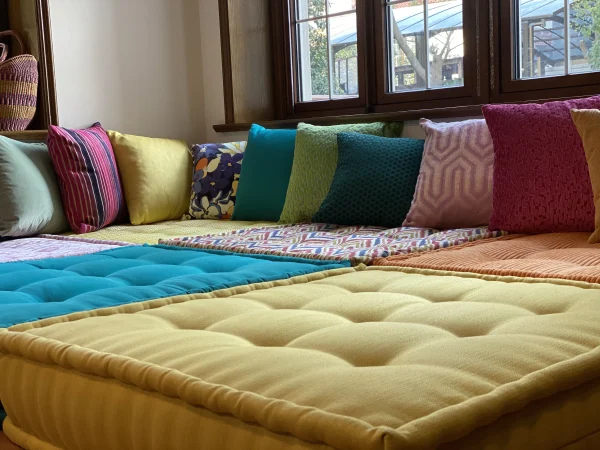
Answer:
[160,223,505,265]
[403,119,494,230]
[48,123,127,234]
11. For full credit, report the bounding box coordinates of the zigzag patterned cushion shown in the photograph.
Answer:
[403,119,494,229]
[48,123,127,234]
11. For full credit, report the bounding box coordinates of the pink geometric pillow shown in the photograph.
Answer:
[482,96,600,234]
[403,119,494,229]
[48,123,127,234]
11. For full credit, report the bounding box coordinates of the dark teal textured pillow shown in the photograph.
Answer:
[313,133,424,228]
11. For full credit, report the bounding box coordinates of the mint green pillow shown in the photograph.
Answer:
[279,122,403,224]
[0,136,68,236]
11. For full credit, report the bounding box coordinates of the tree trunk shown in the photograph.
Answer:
[392,19,427,83]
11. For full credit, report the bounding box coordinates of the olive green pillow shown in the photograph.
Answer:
[279,122,403,224]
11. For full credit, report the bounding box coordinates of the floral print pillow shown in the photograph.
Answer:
[184,141,246,220]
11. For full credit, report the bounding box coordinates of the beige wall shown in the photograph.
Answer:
[50,0,477,145]
[50,0,205,144]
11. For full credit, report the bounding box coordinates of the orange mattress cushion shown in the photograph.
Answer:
[374,233,600,283]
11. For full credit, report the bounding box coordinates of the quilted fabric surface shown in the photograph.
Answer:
[375,232,600,284]
[66,219,276,244]
[3,268,600,450]
[0,236,126,264]
[0,245,348,328]
[160,223,504,265]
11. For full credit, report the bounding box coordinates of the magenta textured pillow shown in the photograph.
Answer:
[482,96,600,234]
[48,123,127,234]
[403,119,494,229]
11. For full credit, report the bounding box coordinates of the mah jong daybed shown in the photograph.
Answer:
[4,98,600,449]
[2,267,600,449]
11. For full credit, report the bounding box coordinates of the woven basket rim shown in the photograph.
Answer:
[0,54,37,66]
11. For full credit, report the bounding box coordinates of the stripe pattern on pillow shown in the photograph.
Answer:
[48,123,126,234]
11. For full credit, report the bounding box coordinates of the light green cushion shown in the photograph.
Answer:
[0,136,68,236]
[279,122,403,224]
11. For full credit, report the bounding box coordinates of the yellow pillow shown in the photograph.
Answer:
[572,109,600,243]
[108,131,192,225]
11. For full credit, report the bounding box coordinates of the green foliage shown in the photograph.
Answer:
[308,0,329,96]
[572,0,600,69]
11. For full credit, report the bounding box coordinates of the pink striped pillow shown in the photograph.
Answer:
[403,119,494,229]
[48,123,127,233]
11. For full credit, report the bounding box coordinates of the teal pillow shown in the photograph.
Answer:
[279,122,403,224]
[313,133,424,228]
[0,136,68,236]
[232,124,297,221]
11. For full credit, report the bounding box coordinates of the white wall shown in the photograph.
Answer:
[50,0,206,144]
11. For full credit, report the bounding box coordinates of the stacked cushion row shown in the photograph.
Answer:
[222,95,600,242]
[3,95,600,241]
[0,124,192,237]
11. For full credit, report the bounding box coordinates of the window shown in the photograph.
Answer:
[278,0,488,117]
[496,0,600,102]
[295,0,359,102]
[385,1,465,92]
[216,0,600,129]
[516,0,597,79]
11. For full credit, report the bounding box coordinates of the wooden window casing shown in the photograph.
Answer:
[216,0,600,131]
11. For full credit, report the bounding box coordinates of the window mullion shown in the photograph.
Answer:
[564,0,570,75]
[424,0,430,89]
[326,1,333,100]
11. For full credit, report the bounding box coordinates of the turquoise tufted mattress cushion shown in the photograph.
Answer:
[0,245,349,328]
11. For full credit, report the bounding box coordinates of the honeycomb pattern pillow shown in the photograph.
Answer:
[313,133,424,228]
[185,142,246,220]
[482,96,600,234]
[403,119,494,229]
[571,109,600,244]
[279,122,403,224]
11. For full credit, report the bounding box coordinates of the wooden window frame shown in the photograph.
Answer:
[371,0,489,114]
[216,0,600,131]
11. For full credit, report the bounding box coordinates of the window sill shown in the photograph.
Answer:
[0,130,48,142]
[213,104,485,133]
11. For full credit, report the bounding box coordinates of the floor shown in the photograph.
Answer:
[0,432,20,450]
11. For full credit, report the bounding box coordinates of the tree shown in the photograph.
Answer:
[307,0,329,96]
[572,0,600,69]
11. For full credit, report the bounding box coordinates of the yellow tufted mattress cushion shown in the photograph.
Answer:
[62,219,276,244]
[2,268,600,450]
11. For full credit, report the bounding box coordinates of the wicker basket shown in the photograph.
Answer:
[0,30,38,132]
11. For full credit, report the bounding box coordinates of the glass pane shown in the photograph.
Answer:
[387,1,428,92]
[331,13,359,99]
[429,0,464,88]
[519,0,565,78]
[297,19,330,101]
[517,0,600,78]
[297,0,326,21]
[328,0,356,15]
[570,0,599,74]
